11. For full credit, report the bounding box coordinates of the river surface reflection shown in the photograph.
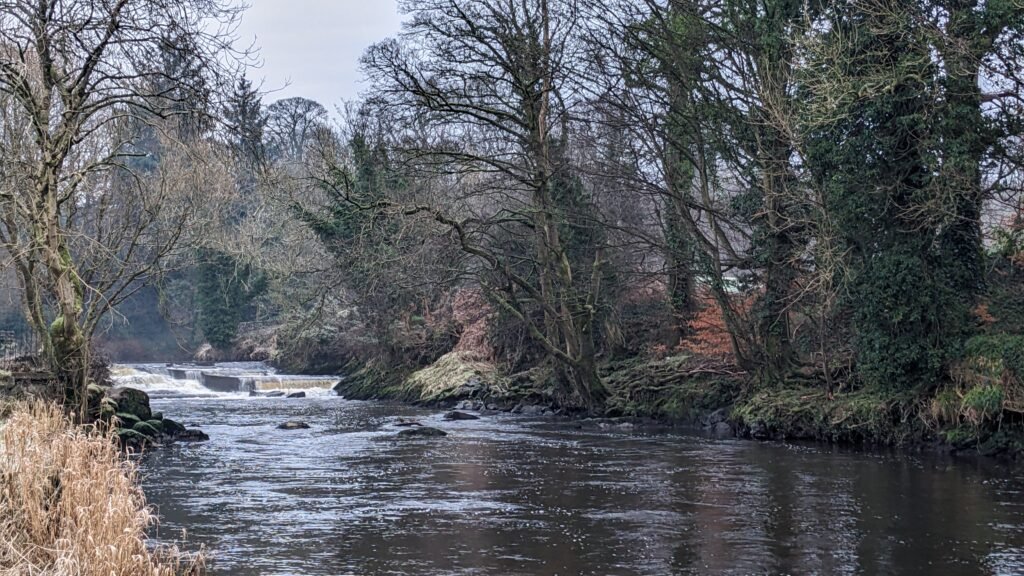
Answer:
[139,395,1024,575]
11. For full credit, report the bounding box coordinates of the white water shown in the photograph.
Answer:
[110,363,340,399]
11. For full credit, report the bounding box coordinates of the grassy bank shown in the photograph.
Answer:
[0,402,203,575]
[336,352,743,420]
[335,351,1024,456]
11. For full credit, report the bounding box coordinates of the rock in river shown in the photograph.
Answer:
[117,428,153,451]
[176,429,210,442]
[106,386,152,421]
[161,418,188,436]
[394,419,423,427]
[517,404,547,416]
[287,391,306,398]
[114,412,142,429]
[443,411,480,421]
[133,420,162,438]
[397,427,448,438]
[278,421,311,430]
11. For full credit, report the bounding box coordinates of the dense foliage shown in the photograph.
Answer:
[3,0,1024,449]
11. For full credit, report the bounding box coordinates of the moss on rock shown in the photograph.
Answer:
[114,412,141,430]
[116,428,152,450]
[132,421,162,438]
[105,387,151,421]
[161,418,187,437]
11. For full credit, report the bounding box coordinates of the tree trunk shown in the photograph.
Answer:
[40,171,88,417]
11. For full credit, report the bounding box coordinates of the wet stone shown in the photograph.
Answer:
[397,427,448,438]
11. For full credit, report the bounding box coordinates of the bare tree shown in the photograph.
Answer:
[0,0,245,414]
[265,97,330,163]
[360,0,611,408]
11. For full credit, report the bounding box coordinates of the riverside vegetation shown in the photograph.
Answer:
[1,4,1024,567]
[1,0,1024,572]
[3,0,1024,454]
[0,402,203,575]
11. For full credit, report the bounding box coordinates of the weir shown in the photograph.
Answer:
[200,373,340,392]
[134,362,340,394]
[167,368,206,381]
[157,364,339,391]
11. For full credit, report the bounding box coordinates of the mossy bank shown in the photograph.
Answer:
[335,347,1024,458]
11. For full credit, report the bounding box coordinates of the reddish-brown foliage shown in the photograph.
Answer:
[678,293,739,361]
[973,302,997,328]
[451,288,496,361]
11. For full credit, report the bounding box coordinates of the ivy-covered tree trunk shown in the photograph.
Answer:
[662,93,698,341]
[529,0,607,409]
[749,0,803,386]
[807,0,960,391]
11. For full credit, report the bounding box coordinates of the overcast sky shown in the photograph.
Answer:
[236,0,404,112]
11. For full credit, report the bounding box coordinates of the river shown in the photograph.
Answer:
[117,364,1024,576]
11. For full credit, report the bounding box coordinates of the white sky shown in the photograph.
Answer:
[236,0,404,112]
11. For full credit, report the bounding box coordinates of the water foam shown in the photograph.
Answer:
[111,363,339,399]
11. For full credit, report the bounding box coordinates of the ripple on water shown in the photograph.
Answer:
[138,393,1024,576]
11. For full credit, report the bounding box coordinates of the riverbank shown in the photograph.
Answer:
[139,387,1024,575]
[0,402,203,575]
[334,352,1024,457]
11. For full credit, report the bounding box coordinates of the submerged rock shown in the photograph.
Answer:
[749,420,769,440]
[286,391,306,398]
[443,411,480,421]
[265,391,286,398]
[712,422,734,437]
[701,408,729,428]
[277,421,311,430]
[394,419,423,427]
[176,429,210,442]
[397,426,448,438]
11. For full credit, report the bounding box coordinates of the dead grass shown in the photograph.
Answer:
[0,402,203,575]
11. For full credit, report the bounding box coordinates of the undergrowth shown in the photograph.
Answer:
[731,387,927,445]
[603,355,741,421]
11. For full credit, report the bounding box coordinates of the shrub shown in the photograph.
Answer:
[961,384,1004,427]
[963,334,1024,382]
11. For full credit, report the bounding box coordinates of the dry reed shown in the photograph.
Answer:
[0,402,203,575]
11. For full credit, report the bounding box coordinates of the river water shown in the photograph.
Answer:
[119,365,1024,576]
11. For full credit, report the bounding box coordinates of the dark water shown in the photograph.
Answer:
[140,395,1024,576]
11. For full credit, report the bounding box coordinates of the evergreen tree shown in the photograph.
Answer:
[195,248,264,351]
[223,75,268,183]
[194,75,268,351]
